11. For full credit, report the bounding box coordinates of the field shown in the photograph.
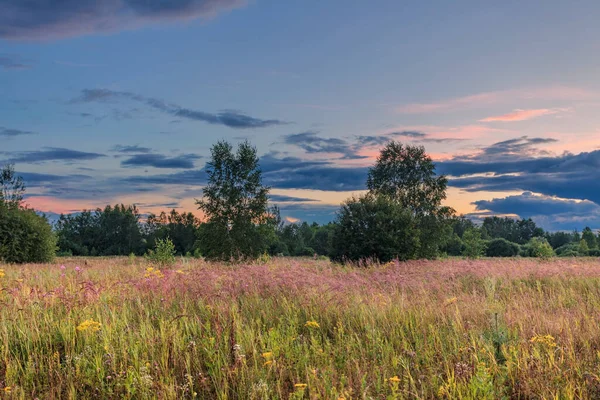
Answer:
[2,258,600,399]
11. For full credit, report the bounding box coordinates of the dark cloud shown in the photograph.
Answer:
[0,54,31,69]
[1,0,245,40]
[268,194,318,203]
[472,192,600,231]
[282,131,367,159]
[4,148,106,164]
[439,140,600,203]
[73,89,287,129]
[121,153,201,169]
[390,130,427,138]
[0,127,36,137]
[112,145,153,153]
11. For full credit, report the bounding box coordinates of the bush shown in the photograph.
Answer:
[588,249,600,257]
[330,195,420,263]
[0,206,56,263]
[527,237,554,259]
[485,238,520,257]
[462,228,486,259]
[555,243,580,257]
[146,237,176,268]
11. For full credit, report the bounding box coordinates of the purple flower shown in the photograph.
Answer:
[60,265,66,270]
[75,266,82,272]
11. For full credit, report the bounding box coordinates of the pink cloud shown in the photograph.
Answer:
[396,86,594,114]
[479,108,568,122]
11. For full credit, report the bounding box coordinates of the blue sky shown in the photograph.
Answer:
[2,0,600,230]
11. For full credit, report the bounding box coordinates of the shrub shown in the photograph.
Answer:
[146,237,176,268]
[330,194,420,263]
[555,243,580,257]
[527,237,554,259]
[462,228,486,259]
[0,206,57,263]
[485,238,520,257]
[444,233,464,256]
[588,249,600,257]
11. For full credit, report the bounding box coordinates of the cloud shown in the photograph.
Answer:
[276,203,340,225]
[0,54,31,69]
[282,131,366,159]
[479,108,567,122]
[111,145,152,153]
[1,0,246,40]
[0,127,36,137]
[3,148,106,164]
[472,192,600,231]
[73,89,288,129]
[396,86,594,114]
[439,148,600,204]
[268,194,318,203]
[390,131,427,138]
[121,153,201,169]
[454,136,558,162]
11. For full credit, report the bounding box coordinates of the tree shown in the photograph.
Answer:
[367,142,448,215]
[486,238,520,257]
[0,164,25,208]
[582,227,597,250]
[578,239,590,255]
[196,140,272,261]
[462,228,486,259]
[527,237,554,259]
[330,194,420,263]
[365,141,454,259]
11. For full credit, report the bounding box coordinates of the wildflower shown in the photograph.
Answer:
[262,352,273,360]
[176,269,185,274]
[294,383,308,389]
[530,334,557,348]
[4,387,11,393]
[60,265,66,270]
[144,267,164,279]
[305,320,320,329]
[388,375,401,383]
[444,297,457,306]
[76,319,102,332]
[0,269,5,278]
[75,266,82,272]
[263,360,273,366]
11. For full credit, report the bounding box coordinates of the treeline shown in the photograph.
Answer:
[2,140,600,264]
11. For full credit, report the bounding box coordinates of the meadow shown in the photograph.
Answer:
[2,257,600,399]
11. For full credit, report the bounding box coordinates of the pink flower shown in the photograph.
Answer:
[60,265,66,270]
[75,266,82,272]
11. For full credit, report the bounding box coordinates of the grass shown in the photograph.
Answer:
[1,257,600,399]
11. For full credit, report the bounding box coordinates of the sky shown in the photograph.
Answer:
[1,0,600,230]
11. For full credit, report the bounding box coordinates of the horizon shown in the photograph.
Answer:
[2,1,600,230]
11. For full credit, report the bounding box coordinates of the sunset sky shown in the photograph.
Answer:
[2,1,600,230]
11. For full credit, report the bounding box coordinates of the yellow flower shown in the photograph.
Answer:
[0,269,5,278]
[388,375,401,383]
[530,334,557,348]
[304,320,320,329]
[263,360,273,366]
[444,297,457,306]
[4,386,12,393]
[262,352,273,360]
[176,269,186,274]
[144,267,164,279]
[294,383,308,389]
[76,319,102,332]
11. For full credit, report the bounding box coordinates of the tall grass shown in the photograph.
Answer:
[1,257,600,398]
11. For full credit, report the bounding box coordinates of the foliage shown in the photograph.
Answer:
[196,141,272,261]
[527,237,555,259]
[485,238,520,257]
[145,209,200,255]
[55,205,144,256]
[462,228,486,259]
[0,206,57,263]
[366,141,448,215]
[582,227,598,249]
[330,194,420,263]
[0,164,25,208]
[146,237,176,268]
[578,239,590,255]
[482,216,544,245]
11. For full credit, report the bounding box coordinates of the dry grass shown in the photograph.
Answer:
[1,257,600,399]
